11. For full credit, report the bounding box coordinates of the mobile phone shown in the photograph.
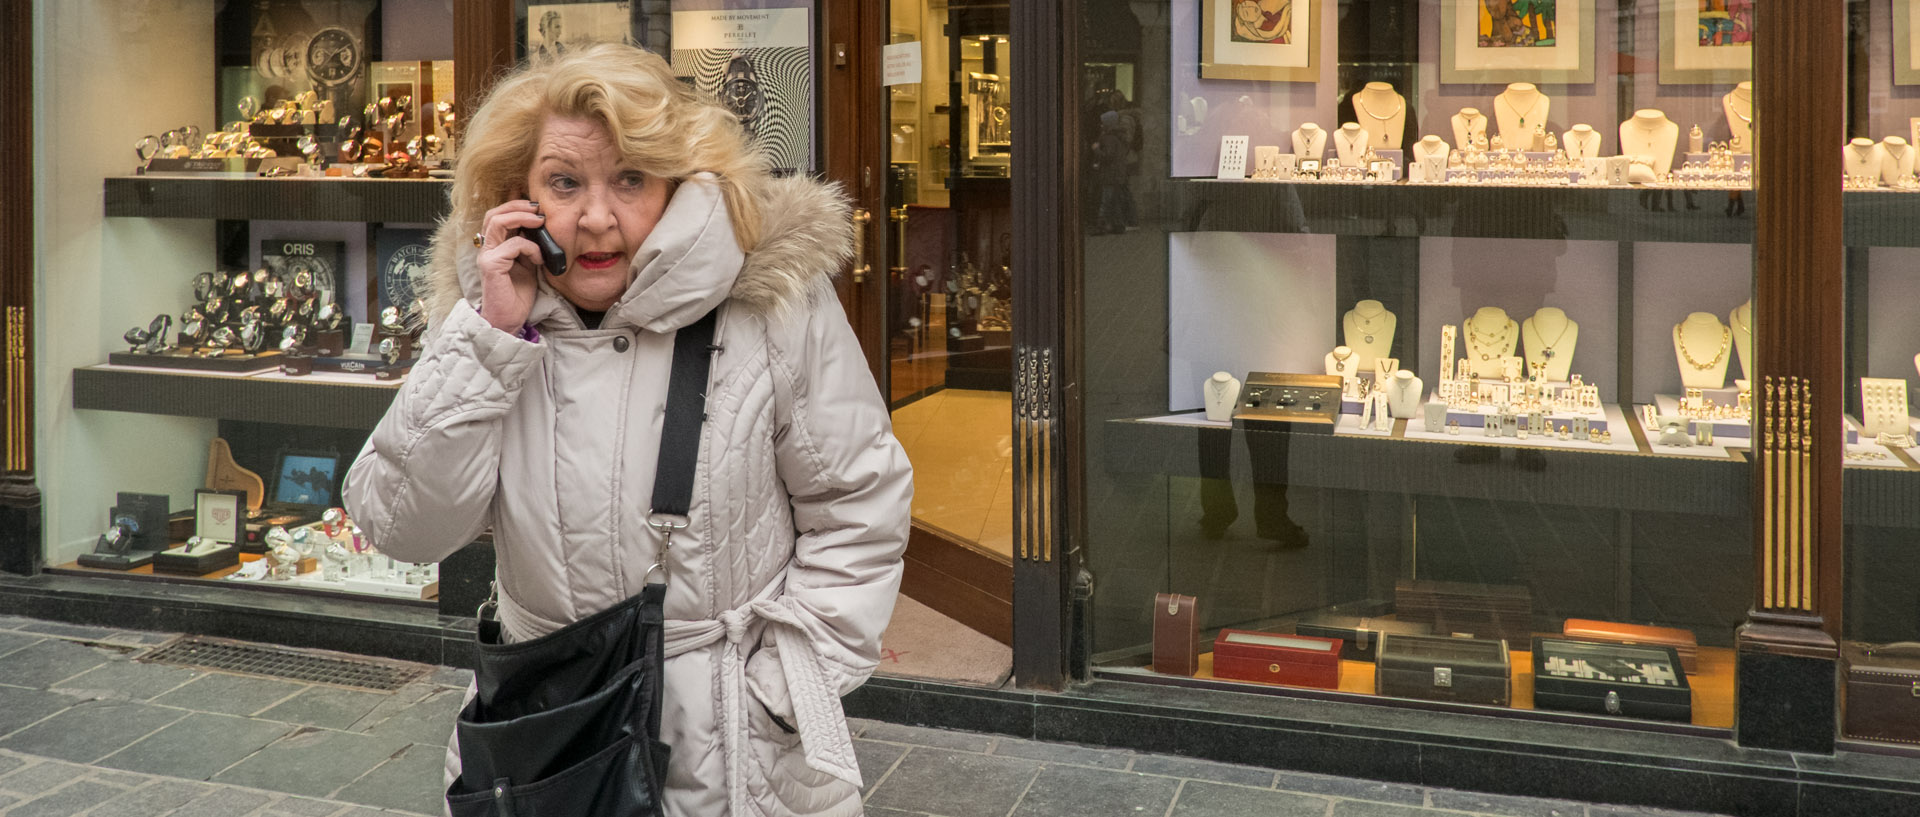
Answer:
[520,226,568,276]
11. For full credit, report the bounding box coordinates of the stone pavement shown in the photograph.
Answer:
[0,615,1730,817]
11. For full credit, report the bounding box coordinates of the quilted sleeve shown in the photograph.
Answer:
[766,296,914,697]
[342,300,547,564]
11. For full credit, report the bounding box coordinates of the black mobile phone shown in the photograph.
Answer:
[521,226,568,276]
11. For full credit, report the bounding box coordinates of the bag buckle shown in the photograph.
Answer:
[476,580,499,622]
[646,511,688,585]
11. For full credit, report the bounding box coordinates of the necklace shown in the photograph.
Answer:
[1465,316,1513,361]
[1728,90,1754,125]
[1330,346,1354,374]
[1730,306,1752,339]
[1497,92,1547,130]
[1673,323,1731,370]
[1335,128,1367,156]
[1354,95,1403,123]
[1528,315,1572,361]
[1348,304,1387,344]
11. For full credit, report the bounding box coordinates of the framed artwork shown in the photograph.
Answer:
[271,450,343,507]
[1896,0,1920,85]
[1440,0,1596,85]
[1200,0,1322,82]
[671,4,816,175]
[527,2,638,60]
[1661,0,1753,84]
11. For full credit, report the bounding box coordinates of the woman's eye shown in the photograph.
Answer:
[549,175,579,192]
[616,172,646,189]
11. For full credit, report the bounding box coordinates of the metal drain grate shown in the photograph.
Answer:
[141,637,429,691]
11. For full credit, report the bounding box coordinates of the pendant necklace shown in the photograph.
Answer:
[1499,93,1547,131]
[1530,316,1572,361]
[1331,346,1354,374]
[1349,305,1386,345]
[1673,323,1731,370]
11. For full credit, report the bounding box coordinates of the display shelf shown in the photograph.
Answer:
[73,365,399,429]
[103,176,451,222]
[1104,411,1920,522]
[1174,180,1920,248]
[45,554,435,608]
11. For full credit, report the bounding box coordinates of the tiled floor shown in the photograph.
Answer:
[891,387,1016,559]
[0,615,1733,817]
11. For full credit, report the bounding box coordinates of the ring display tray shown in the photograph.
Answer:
[1531,637,1692,722]
[107,350,284,373]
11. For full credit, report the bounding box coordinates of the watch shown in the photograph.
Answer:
[305,26,363,92]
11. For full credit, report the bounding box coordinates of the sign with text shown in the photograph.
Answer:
[883,41,921,86]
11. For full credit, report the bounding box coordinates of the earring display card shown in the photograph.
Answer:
[1531,637,1692,722]
[1859,377,1910,438]
[1217,135,1249,180]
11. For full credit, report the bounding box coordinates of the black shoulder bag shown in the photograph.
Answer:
[445,308,720,817]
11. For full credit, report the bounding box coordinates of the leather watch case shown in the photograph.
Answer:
[1376,632,1511,706]
[1842,641,1920,745]
[1560,618,1699,674]
[1152,593,1200,676]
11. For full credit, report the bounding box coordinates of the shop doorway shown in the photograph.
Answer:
[824,0,1014,672]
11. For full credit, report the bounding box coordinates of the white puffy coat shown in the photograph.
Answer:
[343,173,912,816]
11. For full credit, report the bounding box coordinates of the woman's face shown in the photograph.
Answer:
[524,114,673,312]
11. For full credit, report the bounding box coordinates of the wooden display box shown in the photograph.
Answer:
[1531,637,1692,722]
[1211,629,1342,689]
[1295,613,1433,663]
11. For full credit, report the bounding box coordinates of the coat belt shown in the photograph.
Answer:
[495,581,861,814]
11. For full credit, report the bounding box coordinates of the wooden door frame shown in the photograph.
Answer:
[822,0,887,390]
[0,0,40,578]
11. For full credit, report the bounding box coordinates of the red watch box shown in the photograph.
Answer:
[1212,629,1343,689]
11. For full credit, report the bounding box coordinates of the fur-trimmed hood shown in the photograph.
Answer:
[421,172,854,333]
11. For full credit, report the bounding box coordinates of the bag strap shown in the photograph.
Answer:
[644,307,722,586]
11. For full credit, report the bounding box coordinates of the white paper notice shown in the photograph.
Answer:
[883,42,921,86]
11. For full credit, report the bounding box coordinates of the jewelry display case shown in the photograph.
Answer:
[1077,0,1914,740]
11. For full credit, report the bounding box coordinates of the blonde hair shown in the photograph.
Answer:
[449,42,767,251]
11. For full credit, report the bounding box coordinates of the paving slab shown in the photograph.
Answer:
[1169,780,1337,817]
[0,687,83,738]
[150,672,310,717]
[1130,754,1277,789]
[85,778,218,817]
[1427,789,1588,817]
[49,657,202,702]
[0,699,185,763]
[1275,769,1429,806]
[330,742,447,816]
[4,779,121,817]
[864,748,1041,817]
[259,686,390,730]
[0,639,115,688]
[359,686,463,746]
[96,712,294,780]
[211,727,413,800]
[854,738,909,795]
[1009,764,1180,817]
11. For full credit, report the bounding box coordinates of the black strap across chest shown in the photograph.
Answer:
[650,307,719,517]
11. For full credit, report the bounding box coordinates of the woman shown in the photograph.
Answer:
[343,43,912,817]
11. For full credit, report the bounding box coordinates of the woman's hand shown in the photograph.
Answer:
[475,200,548,335]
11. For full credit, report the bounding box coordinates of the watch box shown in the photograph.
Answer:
[1375,633,1511,706]
[1842,641,1920,745]
[1531,637,1692,722]
[1395,579,1533,645]
[1152,593,1200,676]
[1212,629,1343,689]
[1560,618,1699,674]
[151,542,240,575]
[1295,614,1433,663]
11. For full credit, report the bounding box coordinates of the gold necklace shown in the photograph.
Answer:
[1497,93,1547,130]
[1466,317,1512,361]
[1673,324,1731,370]
[1529,316,1572,360]
[1355,95,1403,123]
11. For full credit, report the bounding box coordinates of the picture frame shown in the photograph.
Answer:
[195,489,247,544]
[1660,0,1752,85]
[1200,0,1321,82]
[270,449,343,508]
[1439,0,1596,85]
[1897,0,1920,85]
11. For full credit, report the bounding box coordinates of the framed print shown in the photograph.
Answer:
[195,489,246,544]
[1440,0,1596,84]
[1897,0,1920,85]
[1661,0,1753,84]
[671,4,816,175]
[1200,0,1321,82]
[527,2,639,61]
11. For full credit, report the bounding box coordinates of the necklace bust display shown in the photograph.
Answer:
[1493,83,1551,141]
[1451,108,1487,151]
[1723,81,1754,152]
[1562,125,1602,162]
[1351,82,1407,149]
[1844,138,1886,184]
[1883,137,1917,185]
[1203,371,1241,422]
[1520,307,1579,382]
[1673,312,1733,389]
[1463,306,1519,379]
[1342,300,1396,366]
[1333,123,1371,166]
[1291,123,1328,161]
[1619,109,1681,176]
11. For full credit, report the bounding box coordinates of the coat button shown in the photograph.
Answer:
[613,336,630,353]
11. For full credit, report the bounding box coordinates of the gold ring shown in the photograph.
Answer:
[473,232,485,248]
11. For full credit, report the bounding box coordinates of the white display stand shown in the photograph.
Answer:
[1723,81,1754,152]
[1520,307,1579,382]
[1341,300,1396,367]
[1203,372,1240,422]
[1411,135,1450,163]
[1493,83,1551,142]
[1844,138,1886,182]
[1324,346,1360,380]
[1332,123,1372,166]
[1386,371,1423,418]
[1672,312,1734,389]
[1619,110,1681,176]
[1217,135,1250,180]
[1451,108,1488,149]
[1562,125,1602,161]
[1883,137,1918,185]
[1292,123,1328,161]
[1352,82,1407,150]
